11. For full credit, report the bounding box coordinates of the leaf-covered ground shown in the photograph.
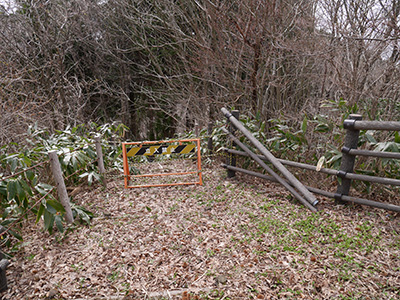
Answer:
[1,161,400,299]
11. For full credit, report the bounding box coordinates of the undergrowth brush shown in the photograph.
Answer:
[0,122,126,252]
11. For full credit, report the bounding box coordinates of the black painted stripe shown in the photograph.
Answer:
[135,146,149,156]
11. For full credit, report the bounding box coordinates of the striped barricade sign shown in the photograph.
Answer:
[121,139,202,189]
[126,144,195,157]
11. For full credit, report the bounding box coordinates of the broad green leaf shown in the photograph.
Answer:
[22,155,32,167]
[10,158,18,173]
[301,115,308,134]
[35,183,54,195]
[314,124,330,133]
[20,180,33,196]
[364,132,377,144]
[76,209,90,224]
[2,207,12,219]
[8,229,22,241]
[36,204,45,223]
[1,218,17,226]
[7,180,17,201]
[395,132,400,144]
[45,203,57,215]
[35,186,46,195]
[55,215,64,233]
[43,210,54,233]
[16,180,26,202]
[63,153,72,165]
[88,173,93,186]
[25,170,35,181]
[46,199,66,213]
[32,176,38,186]
[23,198,29,209]
[79,172,89,178]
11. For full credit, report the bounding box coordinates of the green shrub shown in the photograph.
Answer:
[0,122,126,248]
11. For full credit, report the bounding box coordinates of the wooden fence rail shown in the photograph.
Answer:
[222,148,400,187]
[344,119,400,131]
[221,110,400,212]
[343,148,400,160]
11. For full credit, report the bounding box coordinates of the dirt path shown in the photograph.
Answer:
[1,162,400,299]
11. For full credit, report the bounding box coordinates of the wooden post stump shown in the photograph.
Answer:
[207,122,213,154]
[48,151,74,223]
[95,137,107,187]
[227,110,239,178]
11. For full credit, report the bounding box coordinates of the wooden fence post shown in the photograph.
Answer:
[207,122,213,154]
[48,151,74,223]
[95,137,107,187]
[227,110,239,178]
[335,114,363,204]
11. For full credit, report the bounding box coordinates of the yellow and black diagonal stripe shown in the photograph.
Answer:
[126,144,195,157]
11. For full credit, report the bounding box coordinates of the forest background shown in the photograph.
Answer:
[1,0,400,144]
[1,2,400,298]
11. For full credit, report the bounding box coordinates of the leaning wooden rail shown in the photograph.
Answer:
[221,128,317,212]
[223,148,338,176]
[221,107,318,211]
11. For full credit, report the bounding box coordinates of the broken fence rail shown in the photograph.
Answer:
[221,107,318,212]
[221,127,317,212]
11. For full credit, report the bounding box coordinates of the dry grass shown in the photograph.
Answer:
[1,161,400,300]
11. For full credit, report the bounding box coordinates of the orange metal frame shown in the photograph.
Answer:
[122,138,202,189]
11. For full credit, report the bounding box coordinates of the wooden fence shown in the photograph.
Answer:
[221,110,400,212]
